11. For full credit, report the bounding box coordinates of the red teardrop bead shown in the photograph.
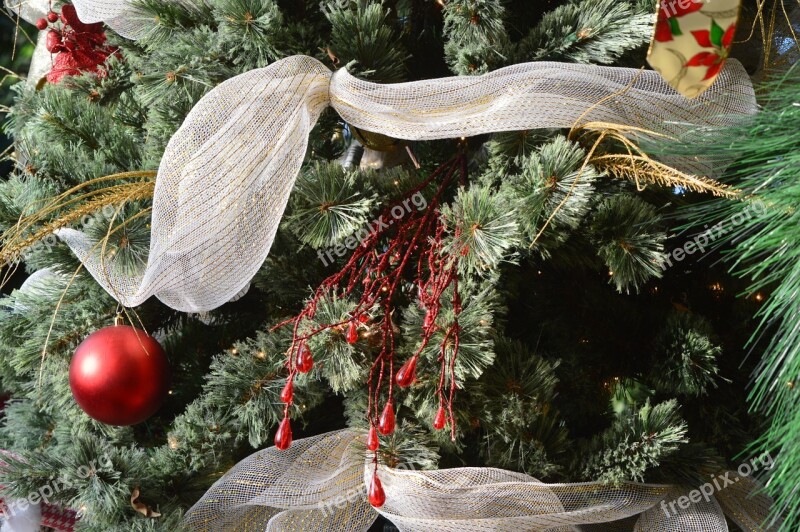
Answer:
[366,426,380,451]
[395,356,417,388]
[295,344,313,373]
[378,401,395,435]
[433,406,447,430]
[368,472,386,508]
[346,321,358,344]
[275,417,292,450]
[423,311,434,329]
[279,377,294,404]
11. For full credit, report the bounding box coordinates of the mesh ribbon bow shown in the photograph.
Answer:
[7,1,757,314]
[184,430,779,532]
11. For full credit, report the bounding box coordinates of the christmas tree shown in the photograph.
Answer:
[0,0,794,530]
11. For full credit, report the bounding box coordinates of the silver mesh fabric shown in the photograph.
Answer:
[6,1,758,315]
[185,430,777,532]
[52,54,755,313]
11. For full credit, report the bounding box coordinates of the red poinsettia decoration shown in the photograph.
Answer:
[655,0,705,42]
[686,20,736,80]
[38,4,118,84]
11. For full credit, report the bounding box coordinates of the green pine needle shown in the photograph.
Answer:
[590,195,666,293]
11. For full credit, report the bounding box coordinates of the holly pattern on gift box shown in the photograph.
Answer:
[648,0,741,98]
[686,19,737,81]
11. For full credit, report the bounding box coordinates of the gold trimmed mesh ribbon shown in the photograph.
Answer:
[183,430,780,532]
[56,55,756,313]
[6,2,758,313]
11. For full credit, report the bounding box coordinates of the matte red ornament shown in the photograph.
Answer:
[69,325,170,426]
[346,321,358,344]
[295,344,313,373]
[368,472,386,508]
[433,406,447,430]
[378,401,395,435]
[36,18,48,30]
[279,377,294,404]
[46,11,59,23]
[395,356,417,388]
[366,426,380,451]
[275,417,292,450]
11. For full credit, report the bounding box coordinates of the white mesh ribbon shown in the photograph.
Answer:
[5,0,52,84]
[59,56,332,311]
[5,0,158,39]
[183,430,376,531]
[633,487,728,531]
[5,0,758,312]
[184,430,778,532]
[50,53,756,312]
[68,0,204,39]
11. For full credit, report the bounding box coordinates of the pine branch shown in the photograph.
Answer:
[579,399,688,484]
[441,185,520,275]
[514,0,652,64]
[589,195,666,294]
[442,0,509,75]
[285,162,375,249]
[507,135,598,256]
[323,0,409,82]
[651,313,726,397]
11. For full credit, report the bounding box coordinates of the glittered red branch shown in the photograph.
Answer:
[271,156,468,507]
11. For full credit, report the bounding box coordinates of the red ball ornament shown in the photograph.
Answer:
[36,18,48,30]
[69,325,170,426]
[46,11,59,23]
[45,29,64,54]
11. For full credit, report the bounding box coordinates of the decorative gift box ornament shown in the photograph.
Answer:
[647,0,742,98]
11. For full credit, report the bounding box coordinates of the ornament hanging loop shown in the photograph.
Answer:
[114,303,124,326]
